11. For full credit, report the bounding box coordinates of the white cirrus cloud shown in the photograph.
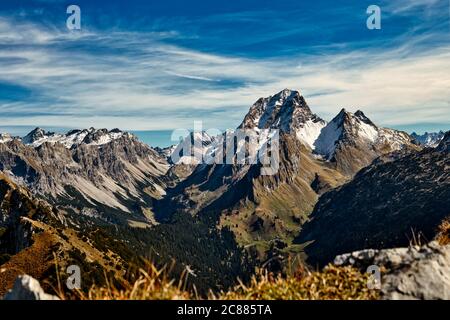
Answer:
[0,15,449,133]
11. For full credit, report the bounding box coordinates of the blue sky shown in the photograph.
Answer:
[0,0,449,146]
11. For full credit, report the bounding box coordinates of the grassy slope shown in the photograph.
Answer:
[219,149,347,262]
[0,232,56,297]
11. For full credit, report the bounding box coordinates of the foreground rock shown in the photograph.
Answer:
[3,275,60,300]
[334,241,450,300]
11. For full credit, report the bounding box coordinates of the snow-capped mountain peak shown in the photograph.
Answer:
[436,131,450,152]
[238,89,418,164]
[313,108,411,160]
[313,109,373,159]
[240,89,322,131]
[22,127,56,146]
[240,89,327,149]
[169,131,217,165]
[80,128,130,146]
[411,131,445,148]
[22,127,132,148]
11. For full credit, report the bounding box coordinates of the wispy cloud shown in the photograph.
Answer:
[383,0,444,14]
[165,71,218,82]
[0,4,449,133]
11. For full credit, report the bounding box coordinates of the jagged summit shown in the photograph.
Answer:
[313,108,379,159]
[411,131,445,148]
[237,89,417,165]
[239,89,324,132]
[436,131,450,152]
[0,126,170,216]
[21,127,133,148]
[0,133,13,143]
[310,107,417,169]
[332,109,376,128]
[240,89,327,149]
[22,127,55,145]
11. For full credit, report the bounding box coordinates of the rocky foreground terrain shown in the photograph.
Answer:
[4,239,450,300]
[334,241,450,300]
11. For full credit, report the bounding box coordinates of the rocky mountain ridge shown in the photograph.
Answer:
[411,131,445,147]
[1,88,446,298]
[295,131,450,266]
[154,89,421,260]
[0,127,171,227]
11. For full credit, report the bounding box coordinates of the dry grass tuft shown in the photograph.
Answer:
[81,263,193,300]
[81,262,378,300]
[215,265,379,300]
[436,217,450,246]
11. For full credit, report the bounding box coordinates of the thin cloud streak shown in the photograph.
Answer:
[0,15,449,132]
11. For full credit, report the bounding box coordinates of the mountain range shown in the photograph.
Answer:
[296,131,450,266]
[157,90,420,259]
[0,88,448,295]
[411,131,445,147]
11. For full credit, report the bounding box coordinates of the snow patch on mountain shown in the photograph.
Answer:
[411,131,445,147]
[169,131,217,165]
[0,133,13,144]
[296,119,327,150]
[84,130,126,146]
[313,117,343,159]
[22,127,130,148]
[357,120,378,143]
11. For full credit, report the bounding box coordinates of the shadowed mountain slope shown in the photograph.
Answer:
[295,132,450,266]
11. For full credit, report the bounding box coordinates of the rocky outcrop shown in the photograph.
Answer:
[2,275,59,300]
[334,241,450,300]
